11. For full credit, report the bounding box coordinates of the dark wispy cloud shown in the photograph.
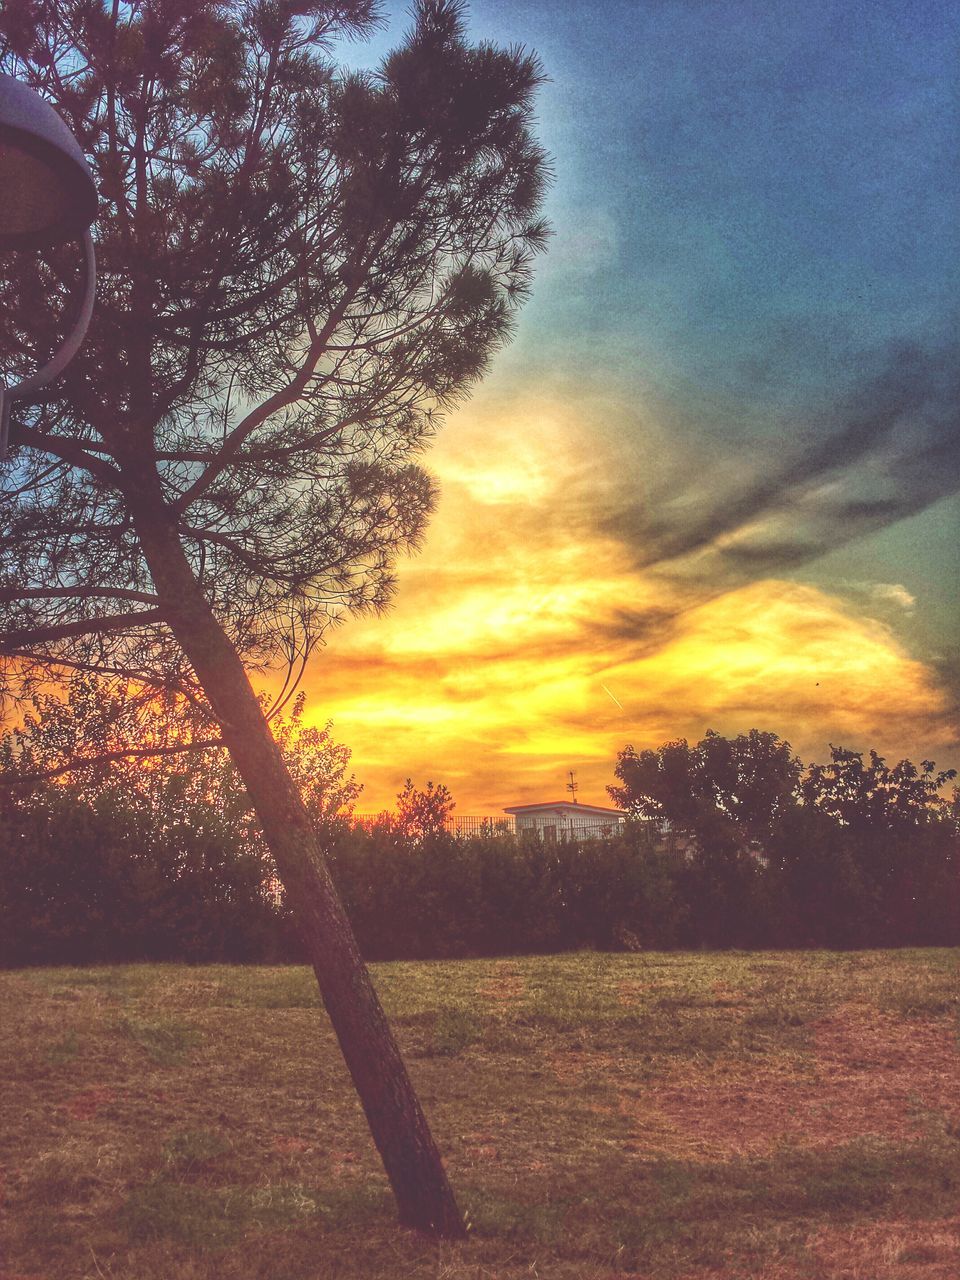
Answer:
[586,339,960,581]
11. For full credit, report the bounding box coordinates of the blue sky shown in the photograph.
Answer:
[320,0,959,807]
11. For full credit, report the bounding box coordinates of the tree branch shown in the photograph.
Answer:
[172,225,398,514]
[15,425,124,486]
[0,587,160,605]
[0,736,225,787]
[0,608,165,650]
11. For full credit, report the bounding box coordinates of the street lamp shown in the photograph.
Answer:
[0,73,98,458]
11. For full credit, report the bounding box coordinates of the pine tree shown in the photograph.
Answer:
[0,0,548,1234]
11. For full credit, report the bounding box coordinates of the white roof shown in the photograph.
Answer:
[502,801,624,819]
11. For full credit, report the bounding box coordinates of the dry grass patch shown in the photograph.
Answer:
[627,1007,960,1160]
[1,950,958,1279]
[809,1214,960,1279]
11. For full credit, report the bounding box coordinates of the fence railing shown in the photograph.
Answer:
[351,814,642,842]
[352,813,515,837]
[349,813,700,857]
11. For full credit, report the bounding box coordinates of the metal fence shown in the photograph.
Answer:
[351,814,635,842]
[349,814,700,857]
[351,813,515,837]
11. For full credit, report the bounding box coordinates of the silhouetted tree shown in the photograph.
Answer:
[392,777,455,842]
[609,728,802,857]
[0,672,359,838]
[0,0,548,1234]
[0,674,359,963]
[797,746,958,943]
[800,746,956,832]
[609,729,805,946]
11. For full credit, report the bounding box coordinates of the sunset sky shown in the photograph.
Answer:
[305,0,960,814]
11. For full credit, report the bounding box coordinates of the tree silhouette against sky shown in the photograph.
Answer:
[0,0,548,1235]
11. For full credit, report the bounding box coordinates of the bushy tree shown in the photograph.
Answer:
[0,673,360,962]
[1,0,549,1231]
[611,730,958,947]
[391,777,455,842]
[609,728,802,858]
[797,746,958,944]
[0,673,359,828]
[801,746,956,832]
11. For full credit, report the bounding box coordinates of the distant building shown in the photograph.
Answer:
[502,801,626,843]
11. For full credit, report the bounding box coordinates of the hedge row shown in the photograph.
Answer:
[2,793,957,965]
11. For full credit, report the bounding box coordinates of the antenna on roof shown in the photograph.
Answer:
[566,770,579,804]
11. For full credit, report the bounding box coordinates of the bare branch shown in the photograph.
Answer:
[173,228,397,514]
[0,587,160,605]
[14,425,124,486]
[0,736,225,787]
[0,609,165,650]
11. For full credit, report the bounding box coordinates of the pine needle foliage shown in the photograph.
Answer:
[0,0,549,702]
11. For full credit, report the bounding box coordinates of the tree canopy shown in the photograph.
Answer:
[609,728,803,857]
[0,671,359,825]
[1,0,550,1236]
[390,777,455,842]
[801,746,956,834]
[0,0,548,706]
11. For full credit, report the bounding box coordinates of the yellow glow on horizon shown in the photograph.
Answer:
[294,393,954,814]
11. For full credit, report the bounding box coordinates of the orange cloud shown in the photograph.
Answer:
[301,393,955,814]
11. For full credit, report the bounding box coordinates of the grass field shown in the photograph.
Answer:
[1,950,958,1279]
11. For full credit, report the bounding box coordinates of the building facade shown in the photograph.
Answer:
[502,801,626,843]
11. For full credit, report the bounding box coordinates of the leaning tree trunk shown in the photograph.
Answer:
[131,490,466,1238]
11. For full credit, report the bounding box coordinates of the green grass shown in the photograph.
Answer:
[1,949,959,1279]
[427,1004,484,1056]
[117,1013,202,1066]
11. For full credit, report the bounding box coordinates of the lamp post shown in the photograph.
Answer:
[0,73,98,458]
